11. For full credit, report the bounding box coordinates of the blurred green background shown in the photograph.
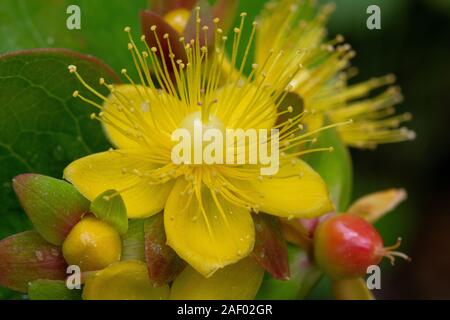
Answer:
[1,0,449,299]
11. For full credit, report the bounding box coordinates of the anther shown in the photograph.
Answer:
[72,90,79,98]
[68,65,77,73]
[124,26,131,32]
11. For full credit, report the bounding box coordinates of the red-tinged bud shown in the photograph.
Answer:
[144,213,185,286]
[12,174,89,245]
[314,214,410,279]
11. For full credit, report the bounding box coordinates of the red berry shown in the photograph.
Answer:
[314,214,407,279]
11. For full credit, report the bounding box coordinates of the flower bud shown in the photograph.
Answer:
[314,214,409,279]
[62,216,121,271]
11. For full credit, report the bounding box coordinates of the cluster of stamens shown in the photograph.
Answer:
[68,6,350,213]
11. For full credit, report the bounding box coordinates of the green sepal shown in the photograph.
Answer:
[0,231,67,293]
[13,174,89,245]
[90,190,128,235]
[28,280,82,300]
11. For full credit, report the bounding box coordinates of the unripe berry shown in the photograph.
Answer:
[62,216,122,272]
[314,214,409,279]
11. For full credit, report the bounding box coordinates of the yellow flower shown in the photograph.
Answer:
[256,0,415,148]
[64,8,334,277]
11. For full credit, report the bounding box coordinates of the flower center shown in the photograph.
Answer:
[174,111,226,166]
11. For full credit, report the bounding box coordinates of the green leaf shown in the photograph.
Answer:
[256,245,322,300]
[0,49,119,240]
[90,190,128,235]
[28,280,82,300]
[0,0,148,75]
[0,287,25,300]
[121,219,145,262]
[13,174,90,245]
[304,128,353,212]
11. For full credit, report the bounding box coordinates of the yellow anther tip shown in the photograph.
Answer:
[150,25,157,31]
[68,65,77,73]
[72,90,79,97]
[124,26,131,32]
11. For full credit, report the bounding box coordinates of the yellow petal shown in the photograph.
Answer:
[164,177,255,277]
[83,261,170,300]
[347,188,407,223]
[170,257,264,300]
[332,278,375,300]
[64,150,174,218]
[101,84,184,149]
[250,159,334,218]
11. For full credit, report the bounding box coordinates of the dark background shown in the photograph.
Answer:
[314,0,450,299]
